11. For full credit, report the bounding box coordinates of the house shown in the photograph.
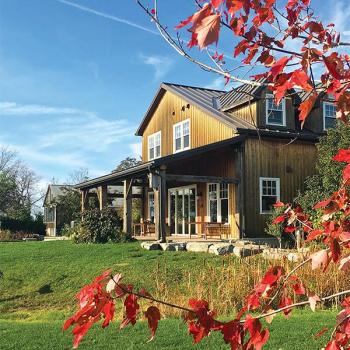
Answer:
[43,184,74,236]
[75,81,336,241]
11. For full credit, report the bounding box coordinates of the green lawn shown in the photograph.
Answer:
[0,241,338,349]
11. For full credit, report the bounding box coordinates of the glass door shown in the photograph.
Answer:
[169,186,196,235]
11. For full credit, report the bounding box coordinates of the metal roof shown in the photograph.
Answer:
[75,136,246,190]
[135,82,254,136]
[215,78,267,111]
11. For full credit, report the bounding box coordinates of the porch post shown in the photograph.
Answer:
[235,146,245,238]
[97,185,108,211]
[123,179,133,234]
[151,167,167,243]
[81,189,88,215]
[159,166,167,243]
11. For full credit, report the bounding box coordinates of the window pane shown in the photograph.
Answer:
[149,148,154,160]
[155,133,161,146]
[262,196,277,213]
[268,110,283,124]
[156,145,160,158]
[183,121,189,135]
[183,134,189,148]
[175,138,181,151]
[210,200,217,222]
[149,193,155,222]
[325,117,336,129]
[221,198,229,223]
[220,183,228,199]
[175,125,181,138]
[149,136,154,148]
[268,96,283,111]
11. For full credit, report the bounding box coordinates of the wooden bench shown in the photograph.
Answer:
[132,222,156,236]
[202,223,230,240]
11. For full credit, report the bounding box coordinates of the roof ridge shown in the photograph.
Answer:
[162,82,226,93]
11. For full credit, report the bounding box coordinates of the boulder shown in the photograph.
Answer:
[186,242,213,253]
[209,243,234,255]
[233,244,262,258]
[140,242,161,250]
[159,243,186,251]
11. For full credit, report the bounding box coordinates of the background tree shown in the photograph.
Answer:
[0,147,40,220]
[113,157,142,172]
[297,121,350,215]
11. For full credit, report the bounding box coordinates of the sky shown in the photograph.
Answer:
[0,0,350,191]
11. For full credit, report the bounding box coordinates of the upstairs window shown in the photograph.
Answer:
[259,177,280,214]
[266,94,286,126]
[323,102,336,130]
[173,119,190,153]
[148,131,161,160]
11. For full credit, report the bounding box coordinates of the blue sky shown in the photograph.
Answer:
[0,0,349,190]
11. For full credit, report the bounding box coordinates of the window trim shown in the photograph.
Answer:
[259,177,280,215]
[173,119,190,153]
[206,183,230,223]
[323,101,336,131]
[147,131,161,161]
[265,94,286,127]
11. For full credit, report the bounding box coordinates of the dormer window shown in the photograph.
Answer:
[266,94,286,126]
[148,131,161,160]
[173,119,190,153]
[323,102,336,130]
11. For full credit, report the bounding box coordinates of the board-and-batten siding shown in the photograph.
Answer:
[141,91,235,161]
[243,138,317,237]
[226,90,295,131]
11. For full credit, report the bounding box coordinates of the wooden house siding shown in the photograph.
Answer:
[226,90,295,130]
[243,137,317,237]
[141,91,235,161]
[143,146,240,238]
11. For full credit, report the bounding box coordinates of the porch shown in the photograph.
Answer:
[75,136,246,242]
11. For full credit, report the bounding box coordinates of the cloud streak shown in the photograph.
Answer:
[0,101,90,116]
[54,0,158,35]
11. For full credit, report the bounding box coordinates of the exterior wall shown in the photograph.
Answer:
[303,98,326,134]
[141,91,235,161]
[243,137,317,237]
[142,147,240,238]
[227,89,295,131]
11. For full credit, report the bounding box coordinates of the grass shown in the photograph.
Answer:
[0,310,337,350]
[0,241,342,349]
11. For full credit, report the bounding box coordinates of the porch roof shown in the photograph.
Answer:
[75,135,246,190]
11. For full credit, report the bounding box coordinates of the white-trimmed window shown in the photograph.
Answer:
[323,102,336,130]
[207,183,229,223]
[259,177,280,214]
[148,131,161,160]
[266,94,286,126]
[148,192,155,222]
[173,119,190,153]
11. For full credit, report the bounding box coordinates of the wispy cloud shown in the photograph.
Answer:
[205,76,229,91]
[139,54,174,81]
[328,0,350,35]
[0,101,90,116]
[0,101,138,180]
[54,0,158,35]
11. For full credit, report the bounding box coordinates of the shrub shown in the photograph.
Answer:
[71,208,128,244]
[0,229,11,241]
[0,214,45,235]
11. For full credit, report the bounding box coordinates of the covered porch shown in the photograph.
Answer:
[75,136,246,242]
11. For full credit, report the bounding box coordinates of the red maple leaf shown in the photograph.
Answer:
[298,93,317,128]
[144,306,161,341]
